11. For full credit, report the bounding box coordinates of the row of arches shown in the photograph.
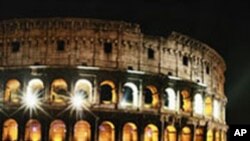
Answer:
[2,118,226,141]
[3,79,157,108]
[3,78,224,119]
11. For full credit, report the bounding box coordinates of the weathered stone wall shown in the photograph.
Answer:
[0,18,226,98]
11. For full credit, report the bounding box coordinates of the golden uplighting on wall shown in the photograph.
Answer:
[98,121,115,141]
[144,85,159,109]
[164,125,177,141]
[122,122,138,141]
[74,120,91,141]
[205,97,213,117]
[50,79,68,105]
[144,124,159,141]
[181,90,192,112]
[100,80,117,104]
[4,79,21,104]
[2,119,18,141]
[181,126,191,141]
[49,120,66,141]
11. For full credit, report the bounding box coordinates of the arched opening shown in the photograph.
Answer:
[215,130,220,141]
[74,79,92,102]
[50,79,69,105]
[164,125,177,141]
[195,128,203,141]
[74,120,91,141]
[27,79,44,97]
[181,126,192,141]
[206,129,213,141]
[180,90,192,112]
[100,80,117,104]
[25,119,41,141]
[122,122,138,141]
[194,94,203,115]
[2,119,18,141]
[144,85,159,108]
[164,88,176,111]
[49,120,66,141]
[213,99,221,120]
[4,79,21,104]
[144,124,159,141]
[121,82,138,108]
[205,97,213,117]
[221,131,225,141]
[98,121,115,141]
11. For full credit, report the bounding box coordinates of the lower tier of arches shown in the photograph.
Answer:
[0,116,227,141]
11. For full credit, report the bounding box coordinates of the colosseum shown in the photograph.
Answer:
[0,18,228,141]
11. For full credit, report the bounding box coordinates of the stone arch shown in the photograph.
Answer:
[164,88,176,111]
[181,126,192,141]
[144,124,159,141]
[4,79,22,103]
[164,125,177,141]
[195,127,204,141]
[25,119,41,141]
[98,121,115,141]
[100,80,117,104]
[50,78,69,104]
[206,129,213,141]
[2,119,18,141]
[194,93,203,115]
[215,130,220,141]
[180,90,192,112]
[27,78,44,97]
[49,120,66,141]
[122,122,138,141]
[74,79,92,102]
[144,85,159,108]
[121,82,139,108]
[74,120,91,141]
[205,97,213,117]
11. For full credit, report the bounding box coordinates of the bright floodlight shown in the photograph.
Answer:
[70,93,84,111]
[22,93,38,108]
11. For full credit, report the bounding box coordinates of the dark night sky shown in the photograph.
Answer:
[0,0,250,124]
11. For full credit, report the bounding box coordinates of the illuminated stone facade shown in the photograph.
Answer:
[0,18,228,141]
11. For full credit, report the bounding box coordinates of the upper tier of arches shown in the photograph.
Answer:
[0,18,226,97]
[0,67,227,124]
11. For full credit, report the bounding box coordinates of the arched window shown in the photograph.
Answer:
[121,82,138,108]
[27,79,44,97]
[213,99,221,120]
[164,125,177,141]
[49,120,66,141]
[98,121,115,141]
[100,80,117,104]
[194,94,203,115]
[215,130,220,141]
[164,88,176,111]
[25,119,41,141]
[74,120,91,141]
[205,97,213,117]
[123,122,138,141]
[221,131,226,141]
[180,90,192,112]
[181,126,192,141]
[144,85,159,108]
[144,124,159,141]
[4,79,21,103]
[2,119,18,141]
[195,128,204,141]
[50,79,69,104]
[206,129,213,141]
[74,79,92,102]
